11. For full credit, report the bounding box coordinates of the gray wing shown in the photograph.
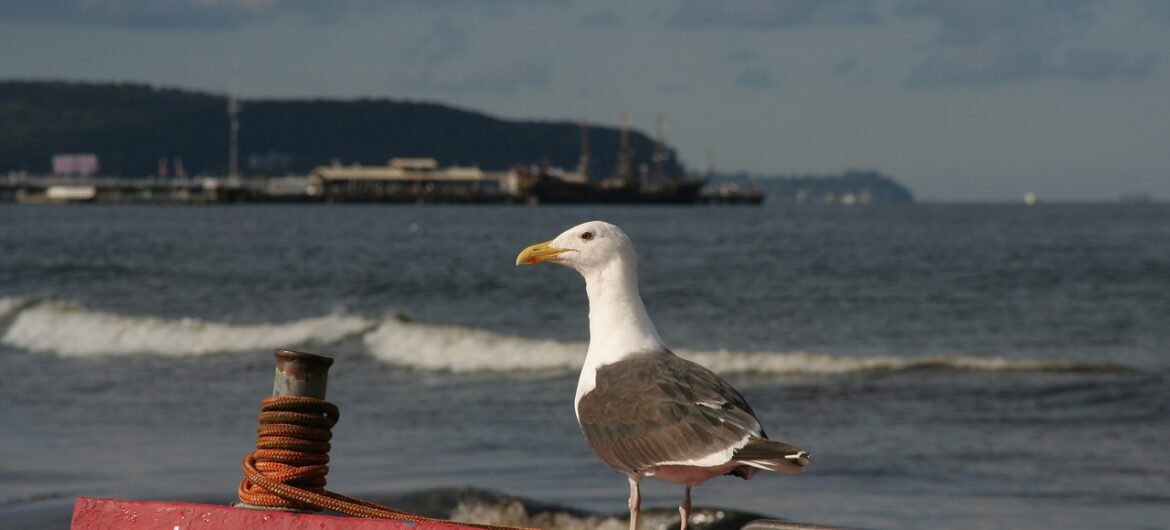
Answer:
[576,350,764,474]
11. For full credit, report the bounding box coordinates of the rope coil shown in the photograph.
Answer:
[239,396,532,530]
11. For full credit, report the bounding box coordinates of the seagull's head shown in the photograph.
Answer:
[515,220,635,275]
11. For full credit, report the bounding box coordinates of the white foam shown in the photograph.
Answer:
[451,498,662,530]
[363,318,586,372]
[681,350,1109,375]
[0,297,1123,374]
[361,319,1120,375]
[0,296,31,320]
[1,299,375,357]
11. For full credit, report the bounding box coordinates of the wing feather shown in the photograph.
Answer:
[576,350,764,474]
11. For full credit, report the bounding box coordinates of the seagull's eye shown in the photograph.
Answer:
[580,231,594,241]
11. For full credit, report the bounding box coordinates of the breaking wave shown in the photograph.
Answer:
[0,296,33,321]
[678,350,1128,376]
[355,486,771,530]
[362,317,1130,376]
[363,317,586,373]
[0,296,1131,375]
[0,297,375,357]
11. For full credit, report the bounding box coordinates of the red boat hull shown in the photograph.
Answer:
[70,497,481,530]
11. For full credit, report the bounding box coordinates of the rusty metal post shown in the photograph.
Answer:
[272,348,333,399]
[236,348,335,512]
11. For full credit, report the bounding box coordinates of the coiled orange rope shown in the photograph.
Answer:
[239,396,532,530]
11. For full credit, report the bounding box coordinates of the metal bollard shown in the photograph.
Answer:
[272,348,334,399]
[236,348,336,512]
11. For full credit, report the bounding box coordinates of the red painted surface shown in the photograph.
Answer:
[70,497,483,530]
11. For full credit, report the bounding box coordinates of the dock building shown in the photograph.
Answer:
[306,158,515,203]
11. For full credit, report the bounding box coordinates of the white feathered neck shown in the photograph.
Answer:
[573,253,666,417]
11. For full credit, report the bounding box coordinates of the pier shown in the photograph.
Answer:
[1,168,766,205]
[1,175,253,204]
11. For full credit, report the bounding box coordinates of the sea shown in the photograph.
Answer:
[0,203,1167,530]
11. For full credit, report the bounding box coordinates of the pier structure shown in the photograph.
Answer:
[0,174,252,204]
[306,158,515,203]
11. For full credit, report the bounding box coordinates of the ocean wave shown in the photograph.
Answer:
[0,296,1131,374]
[680,350,1128,376]
[363,317,586,373]
[0,296,34,321]
[450,497,748,530]
[0,298,375,357]
[365,487,767,530]
[363,318,1129,376]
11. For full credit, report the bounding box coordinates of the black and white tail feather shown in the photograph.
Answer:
[728,438,811,478]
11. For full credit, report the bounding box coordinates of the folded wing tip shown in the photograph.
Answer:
[785,451,811,467]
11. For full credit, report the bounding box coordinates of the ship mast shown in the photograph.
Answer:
[577,119,590,181]
[617,113,633,188]
[227,95,241,180]
[653,115,667,185]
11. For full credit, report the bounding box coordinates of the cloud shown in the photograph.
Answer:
[1143,0,1170,23]
[735,68,776,89]
[406,16,470,67]
[906,44,1048,87]
[0,0,280,30]
[725,49,758,64]
[1057,49,1158,80]
[460,59,552,94]
[0,0,410,30]
[834,56,859,75]
[907,42,1159,88]
[0,0,563,30]
[655,82,689,94]
[898,0,1160,87]
[833,55,874,84]
[388,15,475,91]
[896,0,1098,47]
[581,9,621,28]
[393,57,553,95]
[409,0,569,17]
[668,0,879,30]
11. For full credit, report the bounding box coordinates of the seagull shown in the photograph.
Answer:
[516,220,809,530]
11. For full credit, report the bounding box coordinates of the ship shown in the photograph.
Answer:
[522,172,705,204]
[519,115,712,205]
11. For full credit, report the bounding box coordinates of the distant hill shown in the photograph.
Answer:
[710,170,915,204]
[0,80,683,178]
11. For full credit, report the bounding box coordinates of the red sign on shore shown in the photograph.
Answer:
[52,154,100,176]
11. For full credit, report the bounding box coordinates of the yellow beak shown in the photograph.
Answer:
[516,240,566,266]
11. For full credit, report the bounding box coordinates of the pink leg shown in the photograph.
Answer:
[628,475,641,530]
[678,485,691,530]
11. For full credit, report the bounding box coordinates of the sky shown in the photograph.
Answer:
[1,0,1168,201]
